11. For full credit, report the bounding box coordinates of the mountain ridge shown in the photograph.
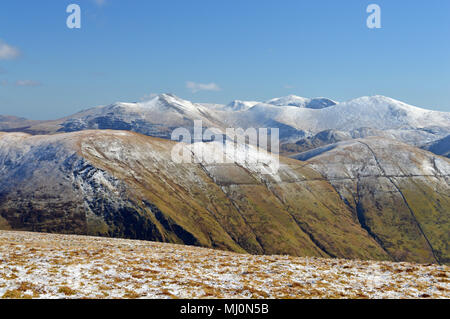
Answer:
[0,130,448,264]
[1,93,449,156]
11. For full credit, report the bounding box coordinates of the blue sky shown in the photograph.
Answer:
[0,0,449,119]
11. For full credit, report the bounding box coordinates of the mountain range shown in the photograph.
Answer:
[0,94,449,264]
[2,94,449,146]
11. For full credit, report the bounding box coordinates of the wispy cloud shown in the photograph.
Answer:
[15,80,42,87]
[186,81,221,93]
[0,40,20,60]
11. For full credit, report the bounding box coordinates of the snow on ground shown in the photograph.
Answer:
[0,231,448,299]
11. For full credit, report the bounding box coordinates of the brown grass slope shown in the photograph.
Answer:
[0,131,448,264]
[299,137,450,264]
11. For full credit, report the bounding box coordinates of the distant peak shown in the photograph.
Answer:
[342,96,422,110]
[350,95,401,104]
[266,95,307,102]
[226,100,260,111]
[142,93,192,106]
[160,93,179,99]
[266,95,336,109]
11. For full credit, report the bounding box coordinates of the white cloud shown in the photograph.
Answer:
[186,81,221,93]
[15,80,42,87]
[0,40,20,60]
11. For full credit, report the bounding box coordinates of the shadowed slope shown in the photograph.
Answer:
[292,137,450,264]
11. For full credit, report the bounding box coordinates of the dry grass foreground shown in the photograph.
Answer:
[0,230,448,299]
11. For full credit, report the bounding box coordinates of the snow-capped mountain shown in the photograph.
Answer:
[265,95,337,109]
[1,93,449,149]
[235,95,449,132]
[1,93,449,266]
[225,100,259,111]
[57,93,226,139]
[222,95,450,145]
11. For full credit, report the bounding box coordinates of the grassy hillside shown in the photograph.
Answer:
[0,131,448,264]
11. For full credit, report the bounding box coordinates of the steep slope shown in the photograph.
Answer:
[1,131,448,263]
[0,130,394,261]
[291,137,450,264]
